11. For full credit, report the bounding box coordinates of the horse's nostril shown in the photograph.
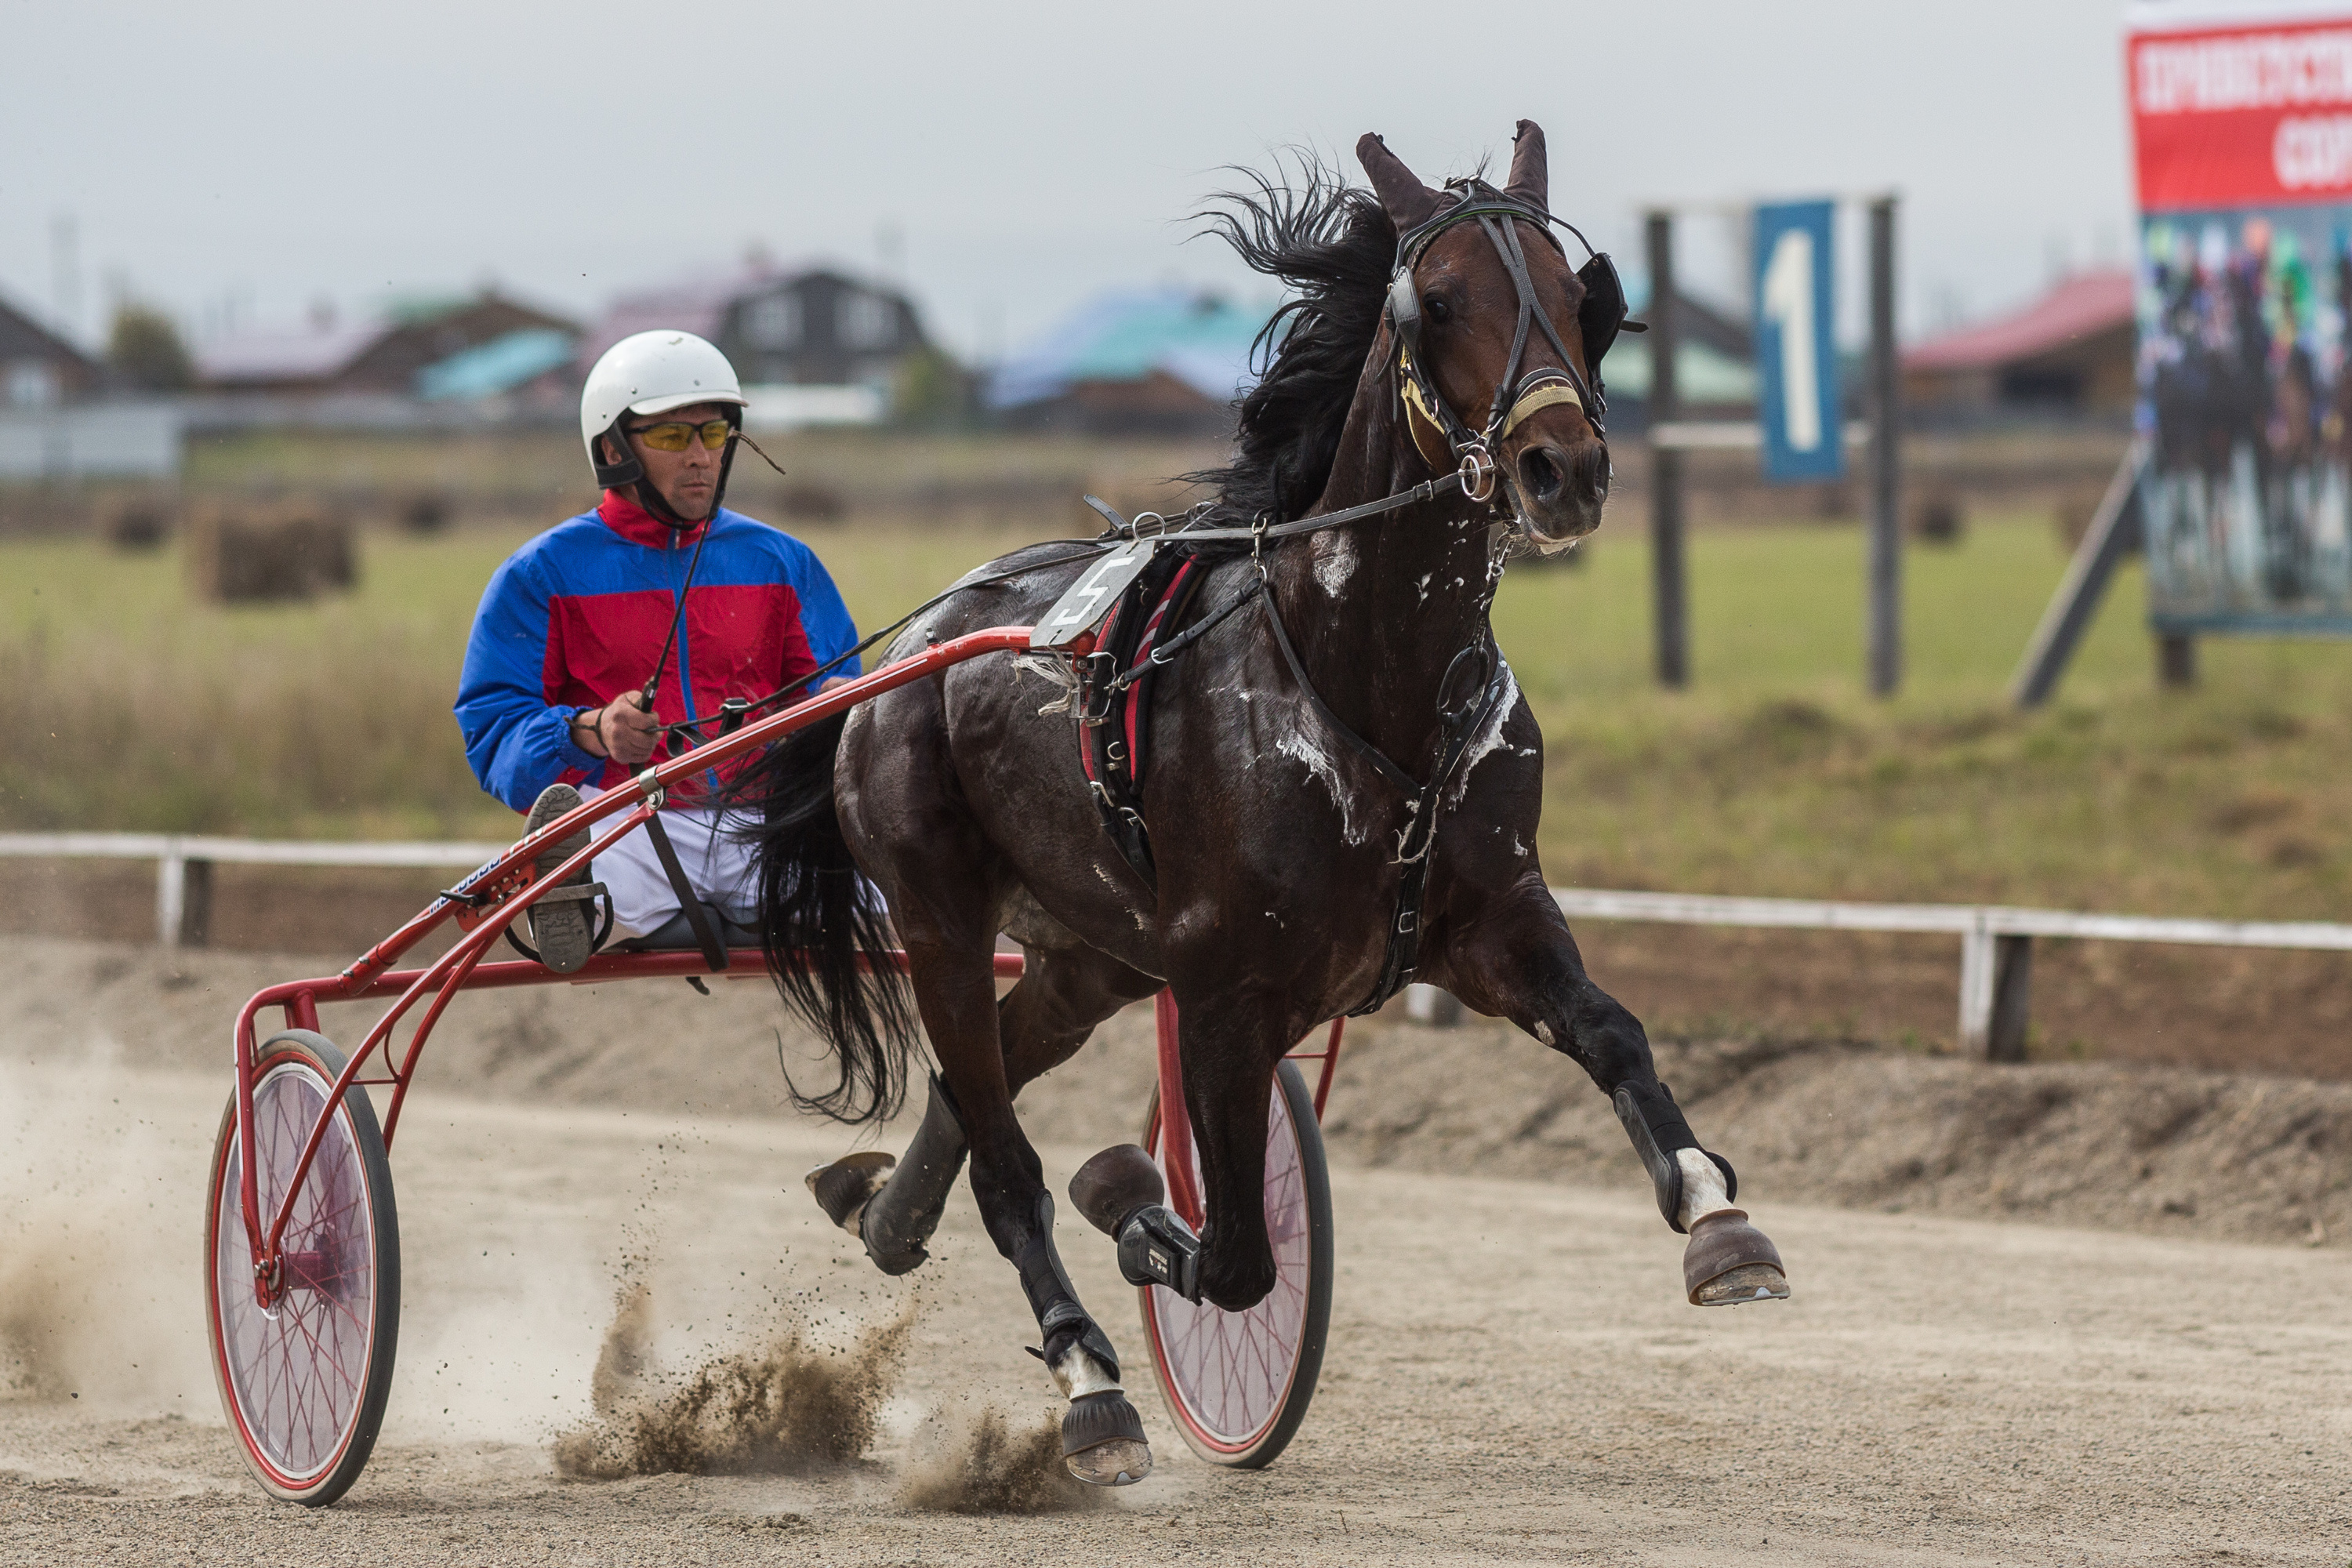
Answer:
[1519,447,1566,503]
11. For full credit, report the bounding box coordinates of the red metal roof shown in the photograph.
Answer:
[1904,270,2134,372]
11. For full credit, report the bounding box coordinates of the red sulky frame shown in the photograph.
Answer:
[227,622,1342,1308]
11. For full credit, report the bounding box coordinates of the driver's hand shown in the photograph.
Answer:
[597,691,661,766]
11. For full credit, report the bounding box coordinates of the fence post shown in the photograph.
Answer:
[1987,934,2034,1063]
[156,840,186,949]
[1404,982,1462,1028]
[182,857,215,948]
[1957,911,1994,1057]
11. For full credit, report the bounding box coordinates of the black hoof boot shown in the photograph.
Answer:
[859,1073,967,1276]
[1061,1390,1152,1486]
[1069,1145,1201,1300]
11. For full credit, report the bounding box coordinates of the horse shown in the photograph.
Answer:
[742,122,1789,1487]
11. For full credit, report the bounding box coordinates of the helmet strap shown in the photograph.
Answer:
[600,408,743,532]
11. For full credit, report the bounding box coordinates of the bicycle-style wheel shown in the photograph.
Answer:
[1138,1057,1333,1468]
[204,1030,400,1505]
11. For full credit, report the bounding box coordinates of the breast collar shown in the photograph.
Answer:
[1384,180,1637,499]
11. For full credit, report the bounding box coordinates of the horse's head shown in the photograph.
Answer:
[1358,122,1624,546]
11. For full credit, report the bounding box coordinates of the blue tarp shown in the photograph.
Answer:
[416,328,577,401]
[988,289,1270,411]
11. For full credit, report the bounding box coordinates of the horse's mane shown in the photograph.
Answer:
[1189,154,1397,524]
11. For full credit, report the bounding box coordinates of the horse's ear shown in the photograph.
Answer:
[1356,132,1439,233]
[1505,120,1548,209]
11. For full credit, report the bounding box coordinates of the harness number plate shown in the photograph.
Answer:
[1033,539,1156,650]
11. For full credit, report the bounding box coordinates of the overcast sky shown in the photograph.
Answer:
[2,0,2136,361]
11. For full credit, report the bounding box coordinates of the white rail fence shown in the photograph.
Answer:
[5,833,2350,1063]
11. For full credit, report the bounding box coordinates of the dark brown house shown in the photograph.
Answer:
[710,269,930,387]
[1,289,100,407]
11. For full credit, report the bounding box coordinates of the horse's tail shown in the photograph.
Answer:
[731,710,919,1124]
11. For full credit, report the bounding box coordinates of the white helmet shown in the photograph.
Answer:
[579,329,749,492]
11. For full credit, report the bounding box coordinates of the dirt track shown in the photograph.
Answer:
[3,940,2351,1563]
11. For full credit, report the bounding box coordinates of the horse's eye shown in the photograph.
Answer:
[1422,293,1451,324]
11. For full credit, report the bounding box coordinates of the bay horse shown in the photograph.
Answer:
[743,122,1788,1486]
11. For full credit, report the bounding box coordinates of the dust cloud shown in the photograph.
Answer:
[898,1403,1103,1514]
[0,1059,216,1414]
[554,1279,913,1479]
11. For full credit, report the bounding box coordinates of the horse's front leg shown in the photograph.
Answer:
[1438,870,1790,1306]
[902,942,1155,1485]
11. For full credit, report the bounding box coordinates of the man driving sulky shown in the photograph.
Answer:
[455,330,859,972]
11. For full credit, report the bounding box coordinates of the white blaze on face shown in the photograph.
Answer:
[1675,1147,1734,1230]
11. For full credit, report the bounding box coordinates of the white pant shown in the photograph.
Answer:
[580,791,759,938]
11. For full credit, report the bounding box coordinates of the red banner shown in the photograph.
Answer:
[2132,15,2352,209]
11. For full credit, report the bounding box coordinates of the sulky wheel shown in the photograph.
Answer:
[1138,1058,1333,1468]
[204,1030,401,1506]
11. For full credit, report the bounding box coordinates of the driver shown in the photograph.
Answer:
[455,330,859,972]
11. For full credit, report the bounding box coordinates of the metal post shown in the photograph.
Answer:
[2158,633,2197,688]
[1646,211,1688,688]
[1987,935,2034,1064]
[1403,982,1462,1028]
[182,857,215,948]
[156,841,185,949]
[1867,195,1901,697]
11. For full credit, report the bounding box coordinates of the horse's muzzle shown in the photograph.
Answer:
[1512,437,1609,543]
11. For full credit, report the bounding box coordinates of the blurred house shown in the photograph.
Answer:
[582,262,941,430]
[1904,270,2135,416]
[0,288,100,408]
[196,290,582,401]
[989,289,1268,434]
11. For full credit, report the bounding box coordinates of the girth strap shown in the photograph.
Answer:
[642,811,728,973]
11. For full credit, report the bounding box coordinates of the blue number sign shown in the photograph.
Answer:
[1752,200,1842,482]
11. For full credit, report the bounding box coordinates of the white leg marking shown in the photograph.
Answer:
[1675,1147,1734,1230]
[1533,1020,1555,1047]
[1050,1344,1123,1402]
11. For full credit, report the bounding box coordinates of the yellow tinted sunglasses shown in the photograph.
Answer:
[627,418,733,452]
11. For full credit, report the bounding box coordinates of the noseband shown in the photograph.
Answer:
[1385,180,1638,503]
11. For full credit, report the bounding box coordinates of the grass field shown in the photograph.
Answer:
[5,498,2350,924]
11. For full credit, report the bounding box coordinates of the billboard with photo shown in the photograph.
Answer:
[2132,2,2352,630]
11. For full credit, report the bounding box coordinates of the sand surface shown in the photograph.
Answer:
[2,939,2350,1563]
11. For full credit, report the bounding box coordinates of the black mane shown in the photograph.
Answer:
[1189,156,1396,523]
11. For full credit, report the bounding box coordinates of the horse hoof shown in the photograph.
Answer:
[1065,1438,1152,1487]
[1069,1144,1165,1237]
[1683,1208,1790,1306]
[1061,1390,1152,1486]
[804,1151,895,1236]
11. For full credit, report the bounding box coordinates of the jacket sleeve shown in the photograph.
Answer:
[786,541,862,678]
[455,551,601,812]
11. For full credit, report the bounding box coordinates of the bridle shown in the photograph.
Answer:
[1384,178,1638,503]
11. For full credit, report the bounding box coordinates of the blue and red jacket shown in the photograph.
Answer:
[456,491,860,812]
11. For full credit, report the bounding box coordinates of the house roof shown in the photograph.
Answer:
[194,322,383,385]
[1904,270,2134,373]
[416,328,578,401]
[989,289,1269,411]
[0,289,97,371]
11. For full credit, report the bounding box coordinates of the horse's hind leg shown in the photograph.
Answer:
[811,943,1156,1275]
[1438,870,1789,1307]
[904,942,1154,1485]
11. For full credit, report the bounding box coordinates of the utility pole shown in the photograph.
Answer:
[1646,211,1688,688]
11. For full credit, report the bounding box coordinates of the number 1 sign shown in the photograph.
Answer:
[1753,200,1843,482]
